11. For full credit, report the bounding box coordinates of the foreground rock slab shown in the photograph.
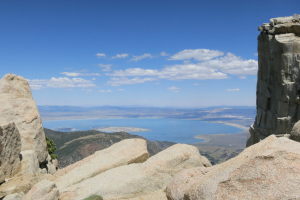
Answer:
[59,144,211,200]
[23,179,59,200]
[166,135,300,200]
[0,123,21,182]
[54,138,149,190]
[0,74,48,163]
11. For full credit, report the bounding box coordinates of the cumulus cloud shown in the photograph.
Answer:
[98,64,112,72]
[109,64,227,81]
[226,88,240,92]
[107,49,257,86]
[169,49,224,61]
[96,53,106,57]
[29,77,96,90]
[168,86,180,93]
[108,77,156,86]
[61,72,101,77]
[131,53,153,61]
[112,53,129,59]
[202,53,257,75]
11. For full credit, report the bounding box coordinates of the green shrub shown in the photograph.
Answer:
[82,195,103,200]
[46,137,58,159]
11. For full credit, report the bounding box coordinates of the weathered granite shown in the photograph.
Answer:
[0,123,21,183]
[0,74,48,163]
[23,180,59,200]
[54,138,149,191]
[249,14,300,145]
[59,144,211,200]
[166,135,300,200]
[3,193,24,200]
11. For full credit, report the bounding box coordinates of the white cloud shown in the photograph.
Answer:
[168,86,180,93]
[160,51,169,56]
[96,53,106,57]
[106,49,257,86]
[131,53,153,62]
[98,64,112,72]
[61,72,101,77]
[202,53,257,75]
[111,68,158,77]
[108,77,156,86]
[29,77,96,90]
[226,88,240,92]
[169,49,224,61]
[109,64,227,81]
[98,89,112,93]
[112,53,129,59]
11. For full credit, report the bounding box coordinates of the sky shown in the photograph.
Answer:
[0,0,298,107]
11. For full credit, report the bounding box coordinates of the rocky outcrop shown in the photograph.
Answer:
[54,138,149,190]
[23,180,59,200]
[59,144,211,200]
[0,123,21,183]
[0,74,48,163]
[0,74,57,198]
[166,135,300,200]
[248,15,300,145]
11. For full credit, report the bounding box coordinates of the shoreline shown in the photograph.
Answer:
[194,121,249,143]
[210,121,249,131]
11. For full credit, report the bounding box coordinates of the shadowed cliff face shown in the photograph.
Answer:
[249,15,300,145]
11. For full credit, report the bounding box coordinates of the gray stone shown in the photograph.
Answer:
[249,15,300,145]
[20,150,40,177]
[291,120,300,142]
[0,123,21,182]
[3,193,24,200]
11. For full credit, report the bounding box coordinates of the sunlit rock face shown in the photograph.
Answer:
[0,74,48,162]
[248,15,300,145]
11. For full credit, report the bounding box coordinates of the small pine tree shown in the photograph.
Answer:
[46,137,58,159]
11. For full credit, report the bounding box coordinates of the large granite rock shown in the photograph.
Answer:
[54,138,149,190]
[166,135,300,200]
[0,74,48,163]
[0,123,21,183]
[248,14,300,145]
[59,144,211,200]
[23,180,59,200]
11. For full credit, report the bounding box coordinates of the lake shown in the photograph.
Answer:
[43,118,243,144]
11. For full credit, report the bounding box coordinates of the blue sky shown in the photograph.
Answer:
[0,0,298,107]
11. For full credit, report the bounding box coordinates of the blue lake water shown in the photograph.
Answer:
[43,118,242,144]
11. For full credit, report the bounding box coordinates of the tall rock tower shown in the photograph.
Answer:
[248,15,300,145]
